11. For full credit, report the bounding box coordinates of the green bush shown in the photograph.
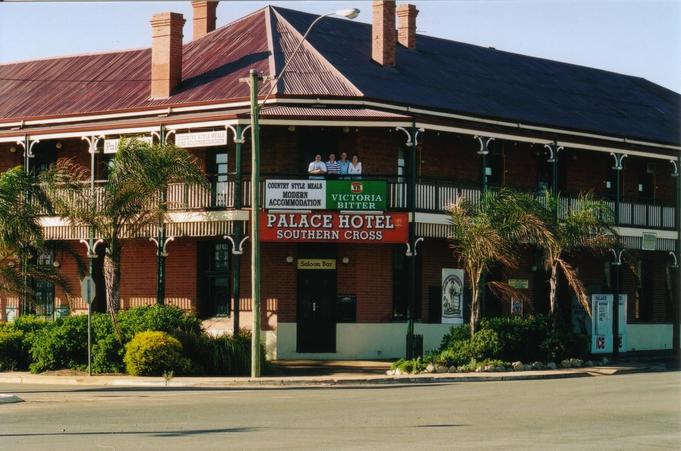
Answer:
[124,331,191,376]
[541,329,589,362]
[479,315,551,362]
[29,315,88,373]
[118,305,202,341]
[0,329,28,371]
[390,357,428,374]
[176,330,258,376]
[439,324,470,351]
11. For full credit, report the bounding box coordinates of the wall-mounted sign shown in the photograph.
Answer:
[265,180,326,209]
[511,298,523,316]
[508,279,529,289]
[442,268,464,324]
[175,130,227,148]
[641,232,657,251]
[326,180,387,210]
[297,259,336,270]
[104,137,153,154]
[265,180,386,211]
[590,294,627,354]
[260,212,408,243]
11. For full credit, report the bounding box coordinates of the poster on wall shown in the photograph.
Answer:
[590,294,627,354]
[442,268,464,324]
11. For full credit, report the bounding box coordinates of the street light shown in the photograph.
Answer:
[243,8,360,378]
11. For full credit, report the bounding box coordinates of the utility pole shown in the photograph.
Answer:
[247,69,262,378]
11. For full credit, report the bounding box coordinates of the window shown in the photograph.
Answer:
[33,250,54,318]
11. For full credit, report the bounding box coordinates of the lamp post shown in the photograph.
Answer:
[242,8,359,378]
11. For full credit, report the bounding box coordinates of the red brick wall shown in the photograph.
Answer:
[336,244,393,322]
[0,144,22,172]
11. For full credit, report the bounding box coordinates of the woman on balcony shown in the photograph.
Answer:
[348,154,362,178]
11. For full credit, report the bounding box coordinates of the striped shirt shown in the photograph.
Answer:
[326,160,340,174]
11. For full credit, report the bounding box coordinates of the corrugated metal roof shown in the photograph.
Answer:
[276,7,681,146]
[269,9,360,97]
[0,5,678,147]
[0,9,270,121]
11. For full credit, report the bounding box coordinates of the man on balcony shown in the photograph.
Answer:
[308,154,327,179]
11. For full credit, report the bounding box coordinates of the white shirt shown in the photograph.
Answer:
[348,161,362,175]
[308,161,327,174]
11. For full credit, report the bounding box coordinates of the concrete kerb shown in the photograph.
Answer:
[0,365,656,389]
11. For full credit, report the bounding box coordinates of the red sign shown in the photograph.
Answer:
[260,212,409,243]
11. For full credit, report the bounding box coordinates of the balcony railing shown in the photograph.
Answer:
[38,175,676,231]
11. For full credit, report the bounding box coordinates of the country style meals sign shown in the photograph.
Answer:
[260,212,408,243]
[265,180,387,211]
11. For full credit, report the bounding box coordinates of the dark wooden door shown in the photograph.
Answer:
[297,268,337,353]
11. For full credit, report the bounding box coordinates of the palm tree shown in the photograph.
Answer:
[0,167,64,307]
[43,139,207,313]
[448,189,552,336]
[533,192,617,319]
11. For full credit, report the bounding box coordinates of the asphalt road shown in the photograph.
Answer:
[1,372,679,450]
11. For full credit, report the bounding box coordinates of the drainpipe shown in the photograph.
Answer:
[476,137,493,324]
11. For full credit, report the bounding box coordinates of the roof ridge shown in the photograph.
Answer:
[270,8,362,97]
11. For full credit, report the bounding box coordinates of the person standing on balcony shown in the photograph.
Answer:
[348,154,362,178]
[308,154,327,179]
[338,152,350,176]
[326,153,340,178]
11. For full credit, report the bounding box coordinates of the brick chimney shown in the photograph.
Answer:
[150,12,185,99]
[372,0,396,67]
[192,1,218,40]
[397,4,418,49]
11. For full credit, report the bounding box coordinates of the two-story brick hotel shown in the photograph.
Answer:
[0,1,679,359]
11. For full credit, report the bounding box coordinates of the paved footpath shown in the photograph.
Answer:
[0,361,659,389]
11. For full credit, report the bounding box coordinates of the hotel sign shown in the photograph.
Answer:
[104,137,153,154]
[175,130,227,148]
[260,212,408,243]
[265,180,387,210]
[297,259,336,270]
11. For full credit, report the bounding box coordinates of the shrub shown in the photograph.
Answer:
[541,329,589,362]
[124,331,191,376]
[117,305,202,342]
[390,357,428,374]
[466,329,501,360]
[479,315,551,362]
[0,329,28,371]
[439,324,470,351]
[176,330,259,376]
[29,315,88,373]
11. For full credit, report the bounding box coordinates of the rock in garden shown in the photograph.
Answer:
[394,368,402,376]
[571,359,584,367]
[585,360,594,367]
[546,362,557,370]
[601,357,609,365]
[386,369,395,375]
[425,363,435,373]
[531,361,544,370]
[448,366,458,373]
[495,366,506,372]
[436,365,449,374]
[523,364,532,371]
[512,361,524,371]
[560,359,572,368]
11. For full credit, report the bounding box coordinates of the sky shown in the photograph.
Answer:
[0,0,680,93]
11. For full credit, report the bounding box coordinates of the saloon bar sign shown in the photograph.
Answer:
[260,212,408,243]
[265,180,387,211]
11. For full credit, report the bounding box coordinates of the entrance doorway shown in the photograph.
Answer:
[297,244,337,353]
[198,241,230,318]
